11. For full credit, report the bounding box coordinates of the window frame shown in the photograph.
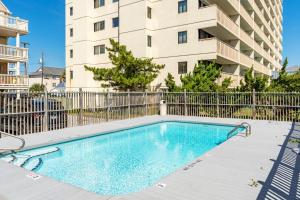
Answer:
[178,31,187,44]
[147,35,152,47]
[112,17,119,28]
[94,20,105,32]
[70,28,73,37]
[147,7,152,19]
[70,7,73,16]
[178,0,187,13]
[70,49,73,58]
[70,70,74,79]
[94,0,105,8]
[178,61,188,74]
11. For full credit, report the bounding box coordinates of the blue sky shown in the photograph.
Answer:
[2,0,300,73]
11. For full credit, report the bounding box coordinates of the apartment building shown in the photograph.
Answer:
[66,0,283,91]
[0,0,29,91]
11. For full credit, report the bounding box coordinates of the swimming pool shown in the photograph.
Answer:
[2,121,243,195]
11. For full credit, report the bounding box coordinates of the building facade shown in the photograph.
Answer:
[29,67,65,92]
[0,0,29,91]
[66,0,283,91]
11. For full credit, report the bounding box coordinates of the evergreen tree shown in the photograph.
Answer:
[85,39,164,91]
[165,61,231,92]
[239,67,268,92]
[165,73,181,92]
[268,57,288,92]
[29,84,46,92]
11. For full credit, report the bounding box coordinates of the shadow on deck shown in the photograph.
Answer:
[257,122,300,200]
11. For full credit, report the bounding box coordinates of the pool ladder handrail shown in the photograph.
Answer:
[0,131,25,152]
[227,122,251,139]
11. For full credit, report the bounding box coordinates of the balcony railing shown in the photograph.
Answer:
[0,14,28,33]
[0,75,29,88]
[0,44,28,61]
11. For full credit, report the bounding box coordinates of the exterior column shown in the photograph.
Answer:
[16,33,20,75]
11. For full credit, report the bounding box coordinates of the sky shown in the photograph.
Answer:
[2,0,300,73]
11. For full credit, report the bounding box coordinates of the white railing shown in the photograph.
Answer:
[217,7,239,36]
[217,40,239,62]
[0,44,28,61]
[0,75,29,87]
[0,14,28,32]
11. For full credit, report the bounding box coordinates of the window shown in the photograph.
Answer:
[70,7,73,16]
[94,21,105,32]
[94,45,105,55]
[70,49,73,58]
[112,17,119,28]
[198,29,213,40]
[178,62,187,74]
[178,0,187,13]
[147,35,152,47]
[113,0,119,2]
[178,31,187,44]
[147,7,152,19]
[94,0,105,8]
[70,70,73,79]
[70,28,73,37]
[198,0,208,8]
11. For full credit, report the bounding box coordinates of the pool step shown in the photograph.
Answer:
[0,147,60,170]
[0,155,16,163]
[23,158,43,171]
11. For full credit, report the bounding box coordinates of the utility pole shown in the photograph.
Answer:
[40,52,45,86]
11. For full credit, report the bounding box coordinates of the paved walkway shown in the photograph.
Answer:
[0,116,297,200]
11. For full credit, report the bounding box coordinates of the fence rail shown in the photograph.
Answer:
[0,90,161,136]
[165,91,300,121]
[0,90,300,136]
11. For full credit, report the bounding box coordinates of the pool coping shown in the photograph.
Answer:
[0,115,292,200]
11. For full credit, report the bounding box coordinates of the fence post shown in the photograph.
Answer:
[78,88,83,125]
[252,89,256,119]
[216,92,220,118]
[184,89,187,116]
[106,91,110,122]
[145,91,148,116]
[128,90,131,118]
[43,91,48,132]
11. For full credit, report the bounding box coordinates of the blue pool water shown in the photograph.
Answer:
[15,122,242,195]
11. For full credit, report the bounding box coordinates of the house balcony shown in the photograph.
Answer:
[0,74,29,89]
[0,44,28,62]
[0,14,28,37]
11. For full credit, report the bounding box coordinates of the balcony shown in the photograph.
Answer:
[199,5,239,41]
[199,38,271,75]
[0,44,28,62]
[0,74,29,89]
[0,14,28,36]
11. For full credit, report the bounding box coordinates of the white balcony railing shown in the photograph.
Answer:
[0,44,28,61]
[0,14,28,33]
[217,40,239,62]
[0,75,29,88]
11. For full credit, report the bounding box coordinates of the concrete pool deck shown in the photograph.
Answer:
[0,116,298,200]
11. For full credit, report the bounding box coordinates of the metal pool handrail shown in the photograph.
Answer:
[0,131,25,151]
[227,122,251,139]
